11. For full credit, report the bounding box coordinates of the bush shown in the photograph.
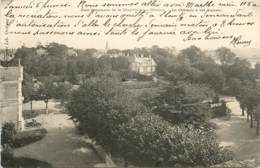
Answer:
[13,129,47,148]
[1,145,14,167]
[25,121,42,128]
[67,74,233,167]
[1,122,16,147]
[211,101,231,118]
[115,113,233,167]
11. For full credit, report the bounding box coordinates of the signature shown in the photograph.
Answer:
[230,35,252,47]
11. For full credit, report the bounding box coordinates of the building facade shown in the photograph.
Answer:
[129,54,157,76]
[0,64,24,131]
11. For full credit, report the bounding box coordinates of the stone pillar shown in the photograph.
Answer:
[17,66,24,131]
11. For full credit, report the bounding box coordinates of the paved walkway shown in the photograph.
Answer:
[212,97,260,165]
[15,100,107,168]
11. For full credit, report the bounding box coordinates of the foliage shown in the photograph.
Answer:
[222,58,255,82]
[216,47,236,65]
[52,82,73,103]
[255,63,260,78]
[200,66,225,92]
[1,122,16,147]
[211,101,231,118]
[254,104,260,135]
[1,123,48,167]
[22,72,34,103]
[13,129,47,148]
[115,114,233,166]
[67,73,232,166]
[226,78,243,96]
[151,82,214,124]
[166,63,203,83]
[1,145,15,167]
[65,60,78,84]
[25,121,42,128]
[255,104,260,122]
[178,45,206,64]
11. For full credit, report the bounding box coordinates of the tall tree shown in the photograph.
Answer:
[243,90,259,128]
[178,45,206,64]
[65,61,78,84]
[254,104,260,135]
[39,79,55,114]
[201,66,225,92]
[216,47,236,65]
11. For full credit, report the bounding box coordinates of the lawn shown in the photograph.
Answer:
[123,80,164,98]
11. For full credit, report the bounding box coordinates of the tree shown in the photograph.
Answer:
[22,75,42,113]
[76,55,99,78]
[178,45,205,64]
[200,66,225,92]
[254,104,260,135]
[67,70,143,152]
[227,78,242,96]
[1,122,16,167]
[166,64,203,83]
[111,56,130,71]
[254,62,260,80]
[65,61,78,84]
[98,55,113,70]
[1,122,16,147]
[39,79,55,114]
[243,90,259,128]
[222,57,255,83]
[52,82,73,104]
[216,47,236,65]
[67,72,233,166]
[152,82,214,125]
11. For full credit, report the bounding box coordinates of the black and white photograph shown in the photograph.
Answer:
[0,0,260,167]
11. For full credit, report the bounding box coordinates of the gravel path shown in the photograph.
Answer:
[15,100,106,168]
[212,97,260,165]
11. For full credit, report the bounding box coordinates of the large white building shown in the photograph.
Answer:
[0,64,24,131]
[129,54,157,76]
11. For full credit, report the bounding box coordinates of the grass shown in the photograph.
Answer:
[123,80,163,97]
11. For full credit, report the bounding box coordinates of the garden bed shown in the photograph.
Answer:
[13,129,47,148]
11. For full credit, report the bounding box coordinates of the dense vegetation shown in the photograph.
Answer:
[67,72,233,167]
[2,43,260,166]
[1,122,47,167]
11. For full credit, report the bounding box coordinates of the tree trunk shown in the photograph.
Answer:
[30,100,33,113]
[124,159,128,167]
[46,101,49,114]
[242,107,245,116]
[256,121,259,135]
[250,113,253,128]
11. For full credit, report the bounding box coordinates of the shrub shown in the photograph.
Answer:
[13,129,47,148]
[25,119,42,128]
[115,113,233,167]
[67,73,233,167]
[1,145,14,167]
[1,122,16,147]
[211,101,231,118]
